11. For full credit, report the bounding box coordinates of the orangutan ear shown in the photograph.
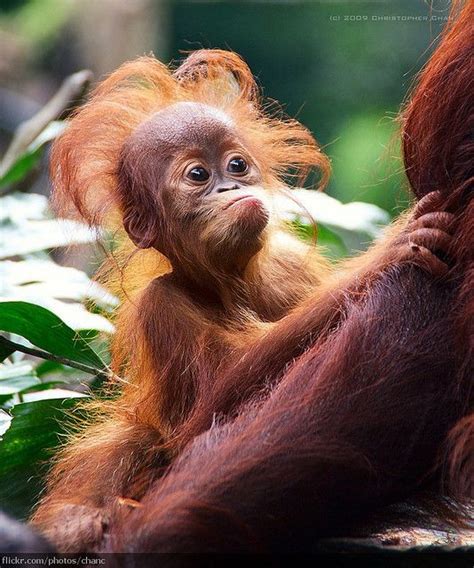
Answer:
[123,209,157,249]
[173,49,258,103]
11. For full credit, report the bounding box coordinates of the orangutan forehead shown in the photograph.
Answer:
[131,102,237,151]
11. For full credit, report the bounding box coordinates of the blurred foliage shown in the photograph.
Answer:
[330,115,406,214]
[0,120,114,519]
[0,0,71,49]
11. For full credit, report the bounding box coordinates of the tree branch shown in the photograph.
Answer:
[0,335,110,381]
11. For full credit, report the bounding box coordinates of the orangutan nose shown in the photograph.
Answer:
[216,184,240,193]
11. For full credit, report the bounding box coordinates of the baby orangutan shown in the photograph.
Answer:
[30,50,456,552]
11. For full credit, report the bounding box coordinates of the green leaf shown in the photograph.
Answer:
[317,225,348,259]
[276,188,390,243]
[0,362,35,380]
[0,192,48,222]
[0,410,11,435]
[292,220,347,259]
[0,398,82,519]
[0,149,42,188]
[35,360,69,378]
[27,121,67,153]
[0,121,67,189]
[0,301,105,369]
[21,380,65,393]
[35,362,93,386]
[0,218,97,258]
[0,362,40,396]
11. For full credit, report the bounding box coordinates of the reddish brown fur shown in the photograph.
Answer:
[31,2,472,554]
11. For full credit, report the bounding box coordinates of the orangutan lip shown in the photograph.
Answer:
[224,195,259,210]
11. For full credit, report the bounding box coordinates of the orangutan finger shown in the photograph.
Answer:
[408,228,452,254]
[412,190,445,219]
[403,244,449,278]
[411,211,455,234]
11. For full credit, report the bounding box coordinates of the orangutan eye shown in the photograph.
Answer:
[227,157,248,174]
[187,166,210,182]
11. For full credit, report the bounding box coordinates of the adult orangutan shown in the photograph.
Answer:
[31,0,472,554]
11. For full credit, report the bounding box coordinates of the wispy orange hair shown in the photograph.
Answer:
[51,50,330,231]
